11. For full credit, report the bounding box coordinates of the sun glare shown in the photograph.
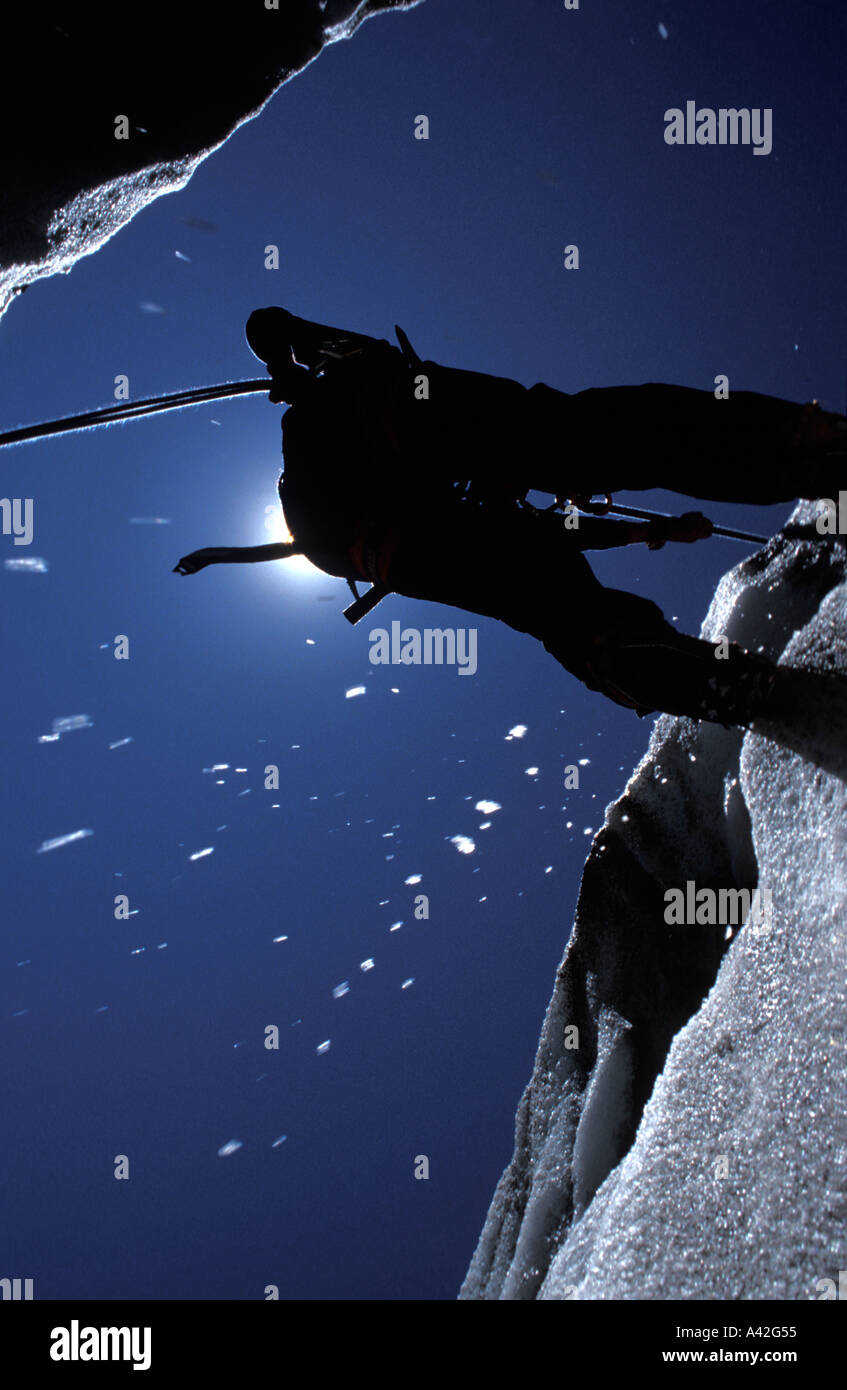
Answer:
[262,506,327,579]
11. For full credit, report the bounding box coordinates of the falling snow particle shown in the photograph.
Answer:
[401,978,415,990]
[189,847,215,861]
[271,1135,287,1148]
[273,935,288,944]
[345,686,366,699]
[506,725,527,740]
[405,874,422,885]
[332,982,350,999]
[525,767,539,777]
[37,829,93,854]
[109,737,133,750]
[217,1140,242,1158]
[658,21,669,39]
[360,959,375,972]
[316,1040,331,1055]
[390,921,403,932]
[450,835,476,855]
[52,715,93,736]
[5,557,48,573]
[475,800,501,814]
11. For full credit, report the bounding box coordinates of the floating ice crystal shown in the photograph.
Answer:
[37,828,93,854]
[52,715,93,736]
[5,557,47,573]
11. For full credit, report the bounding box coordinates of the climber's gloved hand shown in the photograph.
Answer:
[646,511,713,549]
[670,510,714,544]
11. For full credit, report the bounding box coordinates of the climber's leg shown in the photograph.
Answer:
[542,586,778,725]
[523,382,846,505]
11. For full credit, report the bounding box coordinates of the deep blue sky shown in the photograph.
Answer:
[1,0,845,1300]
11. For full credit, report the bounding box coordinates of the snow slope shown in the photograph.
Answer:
[460,503,847,1300]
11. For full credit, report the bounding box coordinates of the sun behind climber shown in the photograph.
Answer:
[173,307,846,726]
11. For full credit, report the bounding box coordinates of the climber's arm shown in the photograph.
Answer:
[173,542,302,575]
[572,511,713,551]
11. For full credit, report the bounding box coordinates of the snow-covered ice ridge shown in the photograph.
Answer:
[461,502,847,1300]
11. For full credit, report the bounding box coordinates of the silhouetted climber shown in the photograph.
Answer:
[241,307,846,509]
[173,308,846,724]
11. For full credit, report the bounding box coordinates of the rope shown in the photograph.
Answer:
[600,501,768,545]
[0,379,270,448]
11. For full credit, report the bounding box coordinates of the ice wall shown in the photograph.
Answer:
[0,1,423,319]
[461,503,847,1300]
